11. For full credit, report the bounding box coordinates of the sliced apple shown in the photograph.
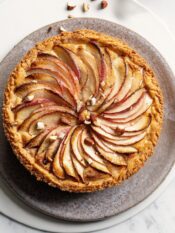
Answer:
[71,126,86,166]
[26,73,57,85]
[90,41,107,82]
[102,140,137,153]
[27,63,71,90]
[87,87,112,112]
[45,139,60,162]
[104,132,146,146]
[124,115,151,132]
[104,93,153,123]
[26,129,51,148]
[14,100,55,122]
[37,53,80,94]
[80,129,110,174]
[53,45,81,80]
[72,156,85,182]
[32,105,76,116]
[93,114,150,132]
[105,88,146,114]
[28,112,76,135]
[13,98,51,112]
[15,82,76,108]
[92,133,126,165]
[92,124,146,142]
[105,49,126,99]
[15,82,58,98]
[62,126,78,179]
[129,68,144,94]
[37,125,70,155]
[53,137,67,179]
[23,89,71,107]
[19,106,76,132]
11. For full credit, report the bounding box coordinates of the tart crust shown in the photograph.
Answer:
[3,29,163,192]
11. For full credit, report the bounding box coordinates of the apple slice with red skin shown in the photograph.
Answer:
[103,93,153,123]
[19,106,76,132]
[93,114,151,132]
[124,115,151,132]
[26,128,51,148]
[53,46,89,94]
[32,105,76,116]
[76,44,100,97]
[105,88,146,114]
[37,54,80,94]
[105,50,126,101]
[14,101,56,122]
[13,98,51,112]
[53,45,81,80]
[92,133,127,165]
[104,131,146,146]
[87,87,112,112]
[16,81,76,108]
[94,124,146,138]
[23,89,71,107]
[72,155,86,182]
[101,140,137,154]
[28,61,72,90]
[61,126,79,180]
[28,62,80,99]
[28,111,76,135]
[45,139,60,162]
[71,126,86,166]
[53,136,67,179]
[37,126,70,156]
[80,129,110,174]
[26,73,57,85]
[90,41,107,82]
[96,59,130,114]
[92,124,146,142]
[129,68,144,94]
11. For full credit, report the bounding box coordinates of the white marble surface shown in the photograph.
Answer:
[0,0,175,232]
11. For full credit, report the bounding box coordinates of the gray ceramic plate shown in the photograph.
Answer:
[0,18,175,222]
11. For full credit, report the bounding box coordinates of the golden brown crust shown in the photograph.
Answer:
[3,29,163,192]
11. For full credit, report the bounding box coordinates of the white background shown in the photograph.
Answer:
[0,0,175,232]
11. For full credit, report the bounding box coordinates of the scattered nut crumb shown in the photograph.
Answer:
[67,2,76,11]
[83,3,89,12]
[90,97,96,106]
[49,135,58,141]
[101,0,108,9]
[59,26,67,32]
[11,121,18,126]
[68,14,75,18]
[31,80,38,83]
[47,26,52,33]
[88,158,93,165]
[36,122,45,130]
[101,81,105,87]
[84,120,91,125]
[25,95,34,102]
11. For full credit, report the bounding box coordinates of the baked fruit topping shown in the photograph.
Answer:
[3,30,163,192]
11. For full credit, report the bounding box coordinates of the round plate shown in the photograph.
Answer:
[0,17,175,223]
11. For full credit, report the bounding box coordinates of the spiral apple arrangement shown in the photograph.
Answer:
[12,39,153,183]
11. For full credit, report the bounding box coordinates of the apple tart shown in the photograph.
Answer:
[3,29,163,192]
